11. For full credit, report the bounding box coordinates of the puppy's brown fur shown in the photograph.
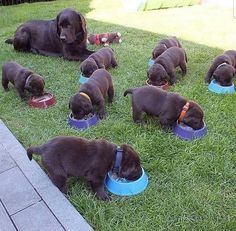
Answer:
[152,36,182,59]
[124,86,204,130]
[2,61,44,98]
[69,69,114,119]
[148,47,187,86]
[80,47,117,77]
[5,8,93,61]
[205,50,236,86]
[27,136,142,200]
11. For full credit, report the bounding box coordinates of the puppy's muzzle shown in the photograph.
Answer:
[60,35,67,42]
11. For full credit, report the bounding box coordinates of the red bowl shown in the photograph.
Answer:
[146,80,170,91]
[28,92,56,109]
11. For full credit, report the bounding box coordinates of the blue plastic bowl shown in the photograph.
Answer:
[105,168,148,196]
[208,80,235,94]
[148,58,155,66]
[68,113,99,130]
[79,73,89,84]
[173,122,207,141]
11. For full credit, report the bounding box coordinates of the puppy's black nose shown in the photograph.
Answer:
[60,35,66,41]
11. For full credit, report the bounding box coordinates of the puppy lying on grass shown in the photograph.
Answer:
[80,47,117,77]
[148,47,187,86]
[2,61,45,99]
[27,136,142,201]
[152,36,182,59]
[69,69,114,119]
[205,50,236,86]
[124,86,204,130]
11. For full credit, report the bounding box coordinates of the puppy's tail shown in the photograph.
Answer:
[26,146,42,161]
[124,88,134,97]
[5,38,13,44]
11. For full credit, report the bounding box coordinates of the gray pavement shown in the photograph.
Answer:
[0,119,93,231]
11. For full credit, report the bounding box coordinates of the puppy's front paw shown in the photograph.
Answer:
[96,192,111,201]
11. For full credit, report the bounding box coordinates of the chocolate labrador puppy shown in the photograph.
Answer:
[2,61,44,98]
[148,47,187,86]
[205,50,236,86]
[124,86,204,130]
[5,8,93,61]
[80,47,117,77]
[69,69,114,119]
[152,36,182,59]
[27,136,142,200]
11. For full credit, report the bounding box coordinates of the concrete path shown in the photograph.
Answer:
[0,119,93,231]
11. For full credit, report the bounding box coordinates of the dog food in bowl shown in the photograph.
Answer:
[173,122,207,140]
[146,79,170,91]
[28,92,56,109]
[79,73,89,84]
[208,80,235,94]
[68,112,99,130]
[105,167,148,196]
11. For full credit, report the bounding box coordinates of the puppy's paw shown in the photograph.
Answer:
[96,192,112,201]
[98,113,106,119]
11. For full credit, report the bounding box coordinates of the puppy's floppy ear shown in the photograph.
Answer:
[56,13,61,37]
[68,96,73,109]
[212,73,218,81]
[78,13,87,34]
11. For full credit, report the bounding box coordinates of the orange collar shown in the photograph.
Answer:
[79,92,91,102]
[178,102,190,123]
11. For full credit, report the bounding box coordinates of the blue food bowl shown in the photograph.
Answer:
[68,113,99,130]
[173,122,207,141]
[208,80,235,94]
[148,58,155,66]
[79,73,89,84]
[105,168,148,196]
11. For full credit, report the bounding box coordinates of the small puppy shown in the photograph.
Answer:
[205,50,236,86]
[80,47,117,77]
[124,86,204,130]
[152,36,182,59]
[2,61,44,98]
[27,136,142,200]
[148,47,187,86]
[69,69,114,119]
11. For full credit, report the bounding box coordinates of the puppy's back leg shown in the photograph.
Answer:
[50,174,68,194]
[132,101,142,123]
[179,61,187,76]
[107,83,114,103]
[13,30,30,52]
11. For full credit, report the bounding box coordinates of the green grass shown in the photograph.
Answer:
[0,0,236,230]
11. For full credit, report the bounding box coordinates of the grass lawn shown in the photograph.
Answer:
[0,0,235,230]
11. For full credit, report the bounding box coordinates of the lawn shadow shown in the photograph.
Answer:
[0,3,235,231]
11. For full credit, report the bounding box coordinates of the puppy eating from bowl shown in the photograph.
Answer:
[27,136,142,200]
[205,50,236,86]
[147,47,187,86]
[152,36,182,59]
[124,86,204,130]
[80,47,117,77]
[2,61,45,99]
[69,69,114,119]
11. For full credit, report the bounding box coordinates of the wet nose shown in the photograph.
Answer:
[60,35,66,41]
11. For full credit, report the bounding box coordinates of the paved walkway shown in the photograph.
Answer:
[0,120,93,231]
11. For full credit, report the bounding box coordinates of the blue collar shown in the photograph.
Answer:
[112,146,123,175]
